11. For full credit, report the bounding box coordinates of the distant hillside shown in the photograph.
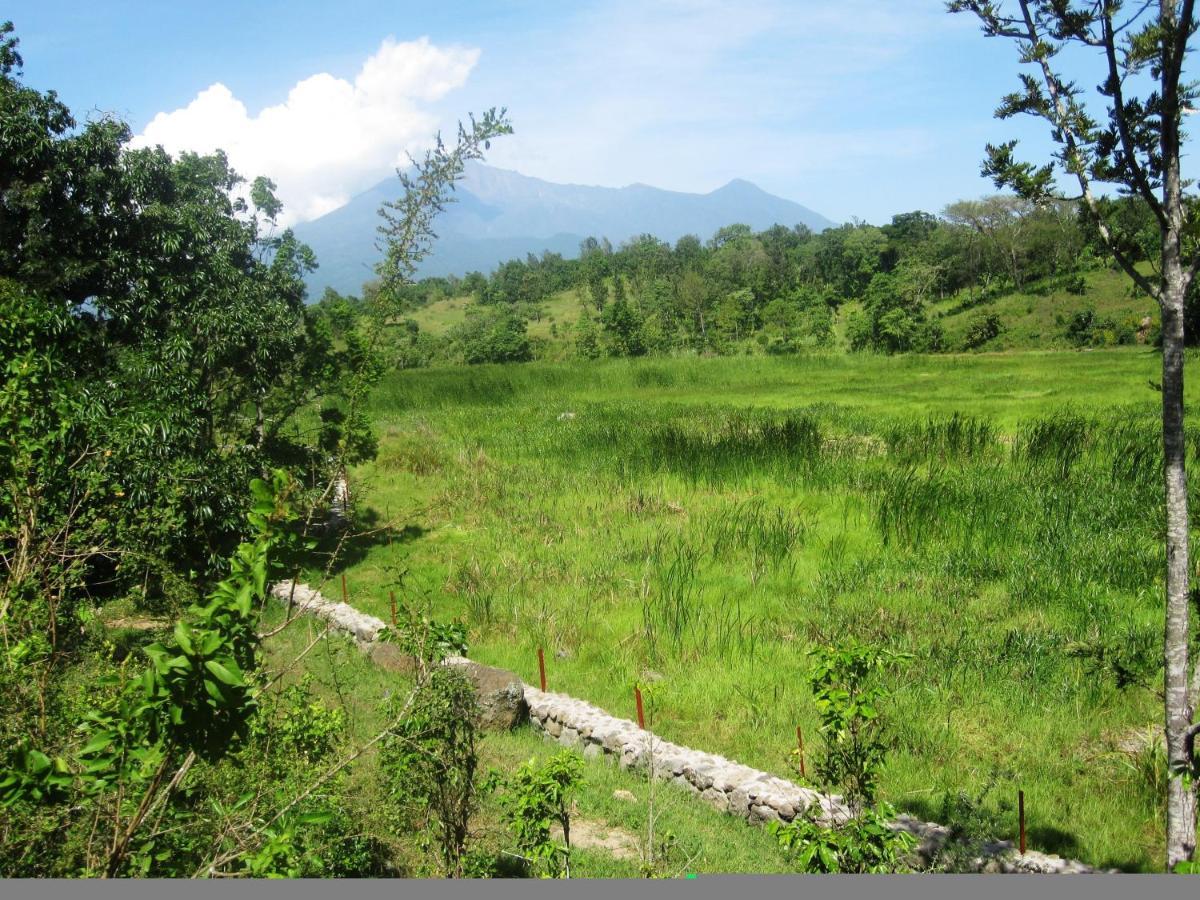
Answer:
[293,163,835,297]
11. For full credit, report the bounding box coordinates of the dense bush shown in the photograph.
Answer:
[448,307,533,365]
[962,312,1004,349]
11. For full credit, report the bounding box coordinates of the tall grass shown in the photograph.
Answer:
[334,350,1200,870]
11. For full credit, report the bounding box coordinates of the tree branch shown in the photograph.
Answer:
[1101,2,1167,226]
[1014,0,1162,302]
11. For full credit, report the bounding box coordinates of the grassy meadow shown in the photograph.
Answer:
[301,348,1199,872]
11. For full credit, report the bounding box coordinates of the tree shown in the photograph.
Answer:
[448,306,532,364]
[943,195,1037,288]
[0,21,353,597]
[949,0,1199,868]
[380,667,480,877]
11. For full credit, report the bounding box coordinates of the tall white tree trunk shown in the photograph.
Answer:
[1161,262,1196,868]
[1161,3,1197,861]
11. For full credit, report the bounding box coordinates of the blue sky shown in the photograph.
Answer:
[8,1,1091,226]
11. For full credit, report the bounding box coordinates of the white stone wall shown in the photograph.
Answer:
[268,580,1104,873]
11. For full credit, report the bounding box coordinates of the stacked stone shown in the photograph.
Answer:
[269,580,386,647]
[525,686,851,827]
[523,685,1107,874]
[266,580,1105,874]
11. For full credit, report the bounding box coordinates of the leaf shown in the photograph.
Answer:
[80,732,116,756]
[204,658,243,686]
[174,621,194,656]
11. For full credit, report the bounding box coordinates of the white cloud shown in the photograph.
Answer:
[132,37,480,225]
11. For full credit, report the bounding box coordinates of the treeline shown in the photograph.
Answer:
[332,192,1169,365]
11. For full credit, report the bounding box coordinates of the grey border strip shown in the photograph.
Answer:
[0,874,1193,899]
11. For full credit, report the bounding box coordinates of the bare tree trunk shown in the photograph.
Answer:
[1161,2,1197,865]
[1161,270,1196,868]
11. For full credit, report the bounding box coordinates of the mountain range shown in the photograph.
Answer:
[293,162,835,297]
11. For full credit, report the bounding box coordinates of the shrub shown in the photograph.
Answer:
[769,803,915,873]
[487,751,584,878]
[808,640,910,813]
[449,308,532,365]
[962,312,1003,349]
[380,666,480,877]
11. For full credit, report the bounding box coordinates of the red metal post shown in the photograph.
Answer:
[796,726,807,779]
[635,685,646,729]
[537,648,547,692]
[1018,790,1026,855]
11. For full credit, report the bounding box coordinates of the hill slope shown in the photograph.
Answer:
[293,163,835,297]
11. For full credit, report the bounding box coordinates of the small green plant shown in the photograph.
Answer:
[928,776,1013,872]
[379,606,468,672]
[807,639,910,813]
[487,750,584,878]
[769,804,915,873]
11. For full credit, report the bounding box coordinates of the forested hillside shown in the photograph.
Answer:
[318,196,1169,367]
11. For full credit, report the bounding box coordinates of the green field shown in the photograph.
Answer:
[307,348,1196,872]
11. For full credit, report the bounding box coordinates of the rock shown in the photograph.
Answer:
[583,743,603,760]
[749,804,781,824]
[612,789,638,803]
[442,658,528,730]
[367,641,417,674]
[700,787,729,813]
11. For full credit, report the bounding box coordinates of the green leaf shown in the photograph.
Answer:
[174,621,194,656]
[204,658,243,686]
[80,732,115,756]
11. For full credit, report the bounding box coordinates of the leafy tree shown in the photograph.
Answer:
[949,0,1200,867]
[0,23,356,604]
[380,667,480,877]
[600,293,645,356]
[573,308,602,359]
[944,195,1038,288]
[448,306,532,364]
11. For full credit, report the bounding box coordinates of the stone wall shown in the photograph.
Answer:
[268,580,1104,874]
[523,687,1101,873]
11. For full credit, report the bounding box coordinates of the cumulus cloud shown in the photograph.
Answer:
[132,37,480,224]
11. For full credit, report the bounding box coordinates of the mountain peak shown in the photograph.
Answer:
[294,166,834,296]
[711,177,763,195]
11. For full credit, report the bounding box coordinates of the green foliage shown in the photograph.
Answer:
[0,471,297,875]
[1065,307,1136,347]
[375,108,512,298]
[379,608,469,669]
[448,306,533,365]
[0,35,371,606]
[380,666,480,876]
[267,675,348,766]
[927,778,1013,873]
[600,293,646,357]
[768,639,916,874]
[769,803,915,873]
[808,640,910,813]
[487,750,584,878]
[962,311,1004,349]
